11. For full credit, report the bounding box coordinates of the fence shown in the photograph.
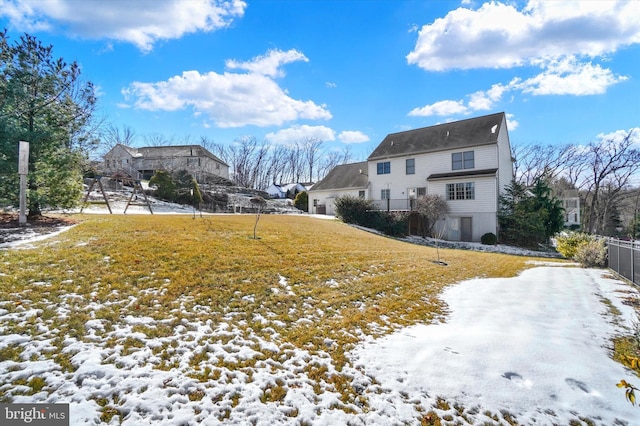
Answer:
[607,238,640,286]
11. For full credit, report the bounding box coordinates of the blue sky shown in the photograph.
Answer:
[1,0,639,160]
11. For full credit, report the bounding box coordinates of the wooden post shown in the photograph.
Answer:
[18,141,29,225]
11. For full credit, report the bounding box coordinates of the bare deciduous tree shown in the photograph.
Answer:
[414,194,450,237]
[302,137,323,183]
[143,133,170,146]
[576,131,640,233]
[102,124,136,148]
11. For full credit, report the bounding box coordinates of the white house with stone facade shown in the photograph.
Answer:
[102,144,229,182]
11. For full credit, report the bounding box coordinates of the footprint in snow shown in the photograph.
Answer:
[565,378,590,393]
[443,346,459,354]
[502,372,532,389]
[502,372,522,381]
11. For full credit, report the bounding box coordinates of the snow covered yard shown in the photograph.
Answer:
[352,265,640,425]
[0,214,638,425]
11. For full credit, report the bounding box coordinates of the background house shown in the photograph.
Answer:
[559,189,581,228]
[266,183,308,199]
[103,144,229,182]
[309,112,514,242]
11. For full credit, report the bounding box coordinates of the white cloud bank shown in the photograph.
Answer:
[0,0,247,52]
[407,0,640,72]
[122,49,332,128]
[338,130,369,144]
[264,126,370,145]
[407,1,637,119]
[265,125,336,145]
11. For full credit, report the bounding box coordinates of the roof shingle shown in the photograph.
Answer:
[311,161,368,191]
[368,112,505,160]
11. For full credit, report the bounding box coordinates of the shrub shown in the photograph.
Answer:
[293,191,308,212]
[149,170,176,201]
[371,211,409,237]
[481,232,497,245]
[149,169,201,205]
[573,238,607,268]
[334,195,373,226]
[555,232,593,259]
[334,195,409,237]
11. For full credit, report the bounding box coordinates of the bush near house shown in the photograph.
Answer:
[334,195,372,226]
[481,232,497,245]
[294,191,308,212]
[149,169,201,206]
[370,211,410,237]
[334,195,408,237]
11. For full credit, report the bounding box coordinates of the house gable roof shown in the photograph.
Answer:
[105,143,138,157]
[310,161,368,191]
[368,112,506,161]
[137,145,229,167]
[105,144,228,167]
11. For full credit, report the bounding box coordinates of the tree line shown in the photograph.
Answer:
[512,132,640,236]
[99,124,355,191]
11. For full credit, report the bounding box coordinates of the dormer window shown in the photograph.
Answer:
[452,151,474,170]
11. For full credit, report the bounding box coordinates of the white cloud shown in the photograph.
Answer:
[407,0,640,71]
[408,58,626,119]
[408,100,468,117]
[338,131,369,144]
[0,0,246,52]
[596,127,640,147]
[325,82,337,88]
[122,49,332,128]
[515,57,628,96]
[468,83,510,111]
[505,113,519,131]
[264,125,336,145]
[225,49,308,78]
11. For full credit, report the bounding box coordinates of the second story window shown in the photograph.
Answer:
[377,161,391,175]
[406,158,415,175]
[452,151,474,170]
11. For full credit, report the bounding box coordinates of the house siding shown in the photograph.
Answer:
[496,114,514,202]
[428,177,497,213]
[368,144,498,206]
[311,113,512,242]
[310,188,365,215]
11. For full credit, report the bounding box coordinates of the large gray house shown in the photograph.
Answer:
[102,144,229,182]
[309,112,514,242]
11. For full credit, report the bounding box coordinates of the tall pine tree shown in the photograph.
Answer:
[0,30,97,216]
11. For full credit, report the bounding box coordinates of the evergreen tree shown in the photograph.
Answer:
[293,191,308,212]
[0,30,97,216]
[499,179,565,248]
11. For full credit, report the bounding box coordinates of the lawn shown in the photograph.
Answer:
[0,214,565,424]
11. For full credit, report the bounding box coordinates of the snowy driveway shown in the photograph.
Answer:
[352,265,640,424]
